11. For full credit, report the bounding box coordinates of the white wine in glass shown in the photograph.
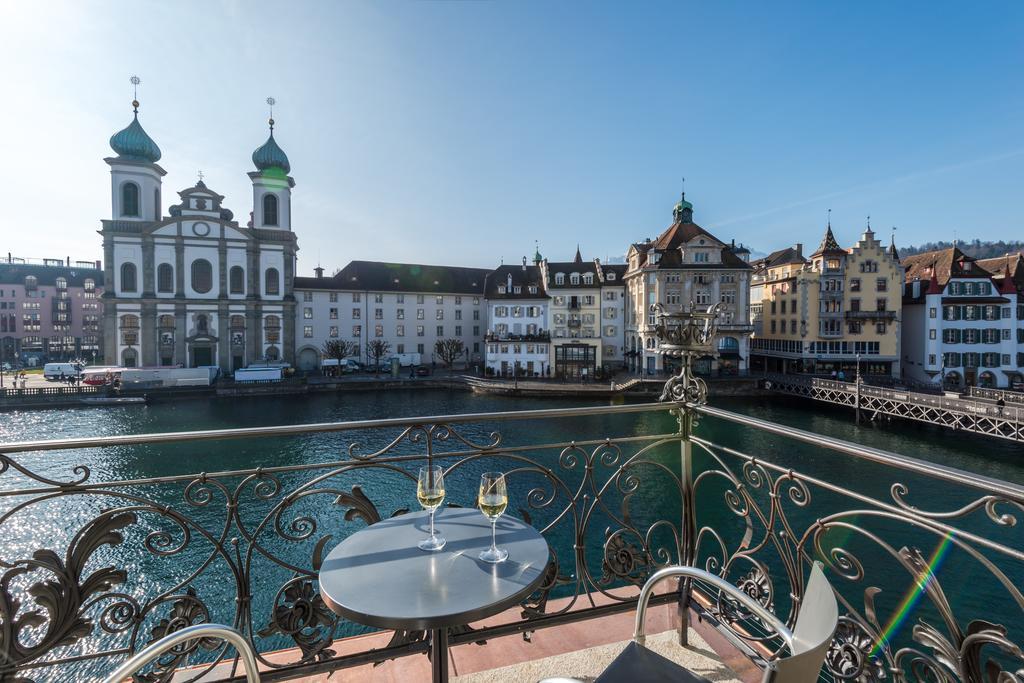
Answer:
[478,472,508,563]
[417,465,446,551]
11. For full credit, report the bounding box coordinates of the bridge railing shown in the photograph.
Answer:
[1,401,1023,681]
[970,386,1024,405]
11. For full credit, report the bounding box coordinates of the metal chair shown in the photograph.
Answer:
[544,562,837,683]
[102,623,260,683]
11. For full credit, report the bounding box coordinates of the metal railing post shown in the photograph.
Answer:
[676,396,697,647]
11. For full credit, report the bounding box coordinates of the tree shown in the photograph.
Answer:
[366,340,391,376]
[321,339,355,376]
[434,338,465,374]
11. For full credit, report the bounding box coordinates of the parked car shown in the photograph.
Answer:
[414,366,431,377]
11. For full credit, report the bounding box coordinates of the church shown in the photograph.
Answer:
[100,94,298,371]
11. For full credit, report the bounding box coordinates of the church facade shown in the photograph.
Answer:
[100,98,298,370]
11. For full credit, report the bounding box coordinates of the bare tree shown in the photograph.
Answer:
[366,340,391,376]
[434,338,465,374]
[321,339,356,376]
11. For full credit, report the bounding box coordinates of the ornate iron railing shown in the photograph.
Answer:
[1,399,1023,681]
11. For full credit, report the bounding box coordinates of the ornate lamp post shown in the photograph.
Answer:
[653,302,721,405]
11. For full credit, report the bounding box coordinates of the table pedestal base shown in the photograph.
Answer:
[431,627,449,682]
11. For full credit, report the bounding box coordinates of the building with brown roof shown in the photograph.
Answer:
[750,222,904,378]
[902,247,1022,388]
[624,192,753,376]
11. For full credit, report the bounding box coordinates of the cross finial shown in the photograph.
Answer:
[130,75,141,113]
[197,169,204,182]
[867,215,871,229]
[680,176,686,198]
[266,96,276,131]
[827,207,831,228]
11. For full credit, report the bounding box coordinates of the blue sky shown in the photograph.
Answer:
[2,1,1022,272]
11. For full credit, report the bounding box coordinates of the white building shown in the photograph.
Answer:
[100,98,298,370]
[624,192,753,376]
[902,247,1021,389]
[483,260,550,377]
[599,263,627,371]
[292,261,490,371]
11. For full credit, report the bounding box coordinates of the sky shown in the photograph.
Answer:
[1,1,1022,273]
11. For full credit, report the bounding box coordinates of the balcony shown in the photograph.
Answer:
[1,401,1021,682]
[485,331,551,342]
[845,309,897,321]
[567,319,582,328]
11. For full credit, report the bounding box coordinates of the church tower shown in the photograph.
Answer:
[105,78,165,222]
[249,98,295,230]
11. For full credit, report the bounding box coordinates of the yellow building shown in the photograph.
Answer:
[750,224,903,378]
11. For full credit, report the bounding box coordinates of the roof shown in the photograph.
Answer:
[0,262,104,287]
[901,246,995,285]
[600,263,627,285]
[760,246,807,269]
[484,265,548,299]
[976,252,1024,293]
[294,260,489,294]
[252,126,291,174]
[810,225,844,257]
[636,216,752,271]
[546,259,601,288]
[109,107,161,163]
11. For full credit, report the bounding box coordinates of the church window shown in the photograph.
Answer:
[265,268,280,295]
[157,264,173,293]
[230,315,245,328]
[229,266,244,294]
[122,182,140,217]
[120,263,138,292]
[191,259,213,294]
[263,194,279,226]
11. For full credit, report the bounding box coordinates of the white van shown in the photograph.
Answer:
[43,362,82,381]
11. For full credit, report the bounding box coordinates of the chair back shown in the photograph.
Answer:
[762,562,838,683]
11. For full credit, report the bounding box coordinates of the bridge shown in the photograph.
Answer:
[763,373,1024,441]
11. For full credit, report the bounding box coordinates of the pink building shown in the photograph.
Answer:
[0,257,105,365]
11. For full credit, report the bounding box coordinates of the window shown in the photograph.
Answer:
[693,252,709,263]
[329,308,339,320]
[929,307,937,319]
[555,273,565,285]
[122,182,140,217]
[850,279,861,292]
[265,268,280,295]
[876,322,886,334]
[121,263,138,292]
[84,278,95,293]
[436,309,444,320]
[436,325,444,336]
[396,324,405,336]
[876,278,887,292]
[375,293,384,303]
[455,309,462,320]
[157,263,174,293]
[436,295,444,305]
[329,292,338,302]
[329,326,338,337]
[396,308,405,319]
[191,259,213,294]
[352,325,361,337]
[929,329,936,340]
[229,266,244,294]
[417,343,425,354]
[583,273,594,285]
[417,309,425,319]
[570,273,580,285]
[417,295,425,304]
[455,325,462,336]
[375,324,383,337]
[303,291,313,302]
[877,298,887,311]
[417,325,425,337]
[303,307,313,319]
[353,293,361,302]
[397,343,405,354]
[352,308,361,319]
[375,308,383,319]
[263,194,279,226]
[303,325,313,338]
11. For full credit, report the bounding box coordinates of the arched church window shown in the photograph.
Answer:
[122,182,140,217]
[196,314,209,334]
[121,263,138,292]
[158,314,175,328]
[265,268,280,295]
[229,266,244,294]
[263,194,279,226]
[157,263,173,293]
[230,315,245,328]
[191,259,213,294]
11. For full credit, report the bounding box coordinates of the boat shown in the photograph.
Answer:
[79,396,148,406]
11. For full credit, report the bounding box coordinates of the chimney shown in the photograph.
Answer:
[796,243,803,258]
[522,256,527,271]
[96,260,102,269]
[314,266,324,279]
[66,256,70,266]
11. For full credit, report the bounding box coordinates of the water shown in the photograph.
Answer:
[1,390,1021,680]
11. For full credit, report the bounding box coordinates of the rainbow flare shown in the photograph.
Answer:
[870,531,956,658]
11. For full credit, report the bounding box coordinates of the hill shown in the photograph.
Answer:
[899,239,1024,260]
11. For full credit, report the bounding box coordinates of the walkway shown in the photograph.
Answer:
[763,373,1024,441]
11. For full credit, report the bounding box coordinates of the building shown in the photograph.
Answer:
[100,97,298,370]
[293,261,490,371]
[540,248,622,379]
[750,223,903,378]
[482,258,550,377]
[901,247,1021,388]
[624,192,753,376]
[0,257,104,366]
[599,263,627,371]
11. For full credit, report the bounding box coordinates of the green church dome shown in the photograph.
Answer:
[109,103,161,163]
[252,120,291,174]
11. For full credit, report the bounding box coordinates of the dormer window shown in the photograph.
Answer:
[513,286,522,294]
[607,273,616,281]
[570,273,580,285]
[582,273,594,285]
[24,276,37,291]
[497,285,506,294]
[529,285,538,294]
[650,253,661,264]
[555,273,565,285]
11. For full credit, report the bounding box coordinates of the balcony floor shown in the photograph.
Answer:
[182,594,754,683]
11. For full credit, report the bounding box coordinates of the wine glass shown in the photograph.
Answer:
[478,472,509,563]
[417,465,446,551]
